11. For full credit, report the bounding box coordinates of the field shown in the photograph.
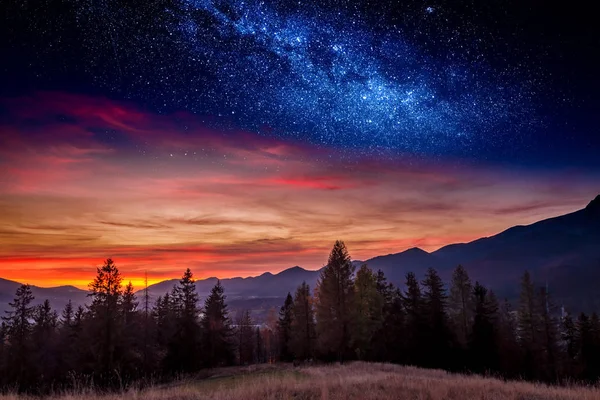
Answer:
[2,362,600,400]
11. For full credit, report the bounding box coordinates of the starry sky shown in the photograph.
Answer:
[0,0,599,288]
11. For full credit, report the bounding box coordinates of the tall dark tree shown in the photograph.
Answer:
[255,327,265,363]
[1,284,35,387]
[537,286,559,382]
[403,271,424,365]
[278,292,294,362]
[87,258,123,378]
[290,281,316,361]
[469,282,499,374]
[449,265,473,350]
[517,271,540,379]
[57,300,79,379]
[421,268,453,369]
[575,312,594,381]
[32,300,59,382]
[371,271,404,363]
[120,281,141,378]
[496,298,521,378]
[315,240,355,361]
[0,321,6,376]
[167,269,201,372]
[561,311,577,364]
[201,280,234,367]
[237,310,254,365]
[352,264,383,360]
[61,300,74,328]
[122,282,138,324]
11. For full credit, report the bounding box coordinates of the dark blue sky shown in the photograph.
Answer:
[1,0,599,169]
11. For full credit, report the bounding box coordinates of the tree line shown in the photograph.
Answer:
[1,241,599,392]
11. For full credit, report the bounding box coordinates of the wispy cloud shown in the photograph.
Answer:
[0,92,598,288]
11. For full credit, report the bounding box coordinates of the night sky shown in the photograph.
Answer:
[1,0,599,287]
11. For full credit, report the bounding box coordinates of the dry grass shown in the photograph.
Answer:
[3,362,600,400]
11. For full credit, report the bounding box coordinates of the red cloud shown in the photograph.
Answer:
[262,176,357,190]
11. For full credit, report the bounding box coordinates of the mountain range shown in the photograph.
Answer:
[2,195,599,320]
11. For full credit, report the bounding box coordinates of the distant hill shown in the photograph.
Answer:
[0,278,89,316]
[2,195,600,317]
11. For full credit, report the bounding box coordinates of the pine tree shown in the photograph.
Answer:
[255,327,265,363]
[537,286,559,382]
[173,269,200,321]
[575,312,594,381]
[265,307,280,363]
[278,293,294,361]
[201,280,234,367]
[469,282,499,374]
[403,271,424,365]
[496,298,521,378]
[449,265,473,349]
[371,271,404,363]
[237,310,254,365]
[166,269,202,372]
[315,240,355,361]
[586,312,600,380]
[120,281,141,377]
[87,258,123,379]
[0,321,6,381]
[352,264,383,360]
[421,268,452,369]
[32,300,59,384]
[122,282,138,324]
[61,300,74,328]
[561,311,576,362]
[142,272,152,372]
[2,284,35,386]
[290,282,316,361]
[517,271,540,379]
[57,300,79,381]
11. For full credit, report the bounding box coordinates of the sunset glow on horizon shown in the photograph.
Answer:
[1,92,598,289]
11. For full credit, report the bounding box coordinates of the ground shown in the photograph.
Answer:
[2,362,600,400]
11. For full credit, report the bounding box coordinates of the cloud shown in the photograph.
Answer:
[1,91,599,288]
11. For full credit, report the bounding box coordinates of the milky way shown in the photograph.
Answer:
[67,0,548,157]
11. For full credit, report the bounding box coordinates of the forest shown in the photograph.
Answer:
[1,240,599,393]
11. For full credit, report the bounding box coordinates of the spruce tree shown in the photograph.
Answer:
[2,284,35,387]
[87,258,123,379]
[168,269,201,372]
[371,271,404,363]
[575,312,594,381]
[469,282,499,374]
[537,286,559,381]
[517,271,540,379]
[449,265,473,349]
[421,268,452,369]
[352,264,383,360]
[561,311,576,363]
[0,321,6,383]
[32,300,59,384]
[403,271,424,365]
[290,281,316,361]
[496,298,521,378]
[237,310,254,365]
[201,280,234,367]
[315,240,355,361]
[120,281,141,377]
[278,293,294,361]
[61,300,74,328]
[122,281,138,324]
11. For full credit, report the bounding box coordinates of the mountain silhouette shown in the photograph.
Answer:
[1,195,599,315]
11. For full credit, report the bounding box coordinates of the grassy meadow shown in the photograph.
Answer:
[2,362,600,400]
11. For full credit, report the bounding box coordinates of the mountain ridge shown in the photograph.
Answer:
[1,195,599,314]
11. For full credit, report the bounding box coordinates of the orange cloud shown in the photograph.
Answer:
[0,92,598,289]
